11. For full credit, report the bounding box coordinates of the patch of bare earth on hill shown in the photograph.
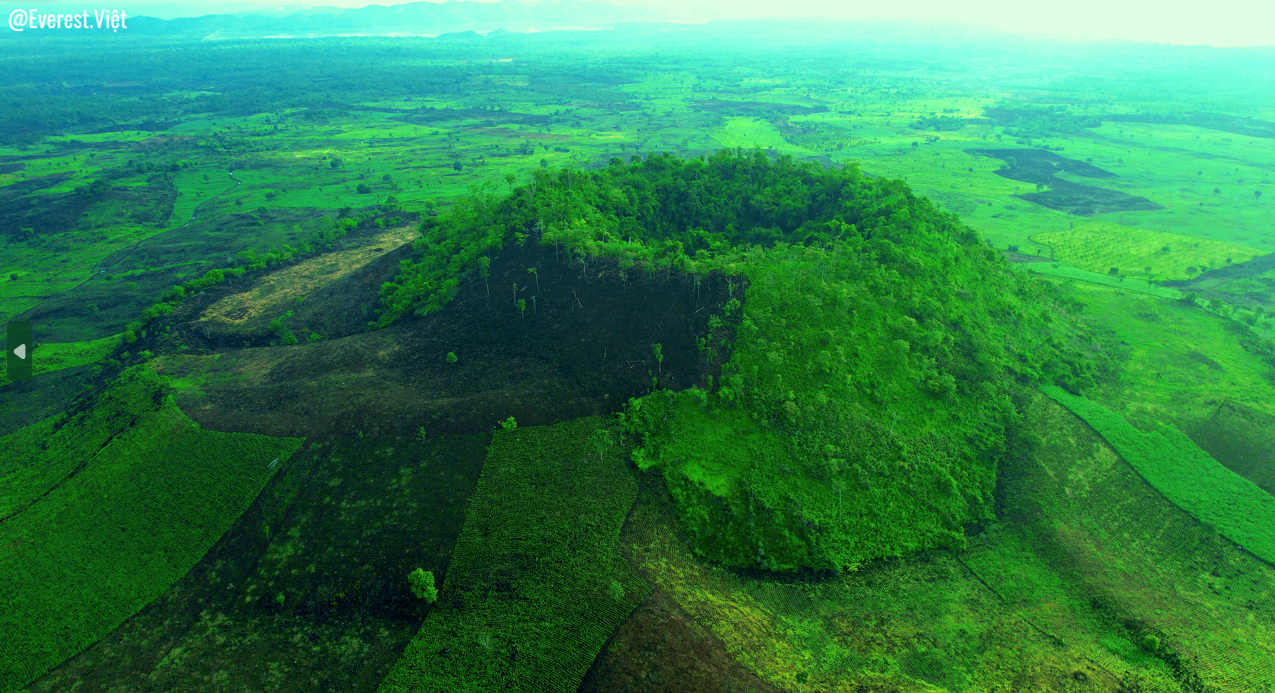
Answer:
[162,242,739,438]
[193,225,416,336]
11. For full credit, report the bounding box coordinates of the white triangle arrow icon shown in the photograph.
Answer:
[13,343,26,360]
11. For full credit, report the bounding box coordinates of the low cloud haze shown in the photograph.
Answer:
[21,0,1275,46]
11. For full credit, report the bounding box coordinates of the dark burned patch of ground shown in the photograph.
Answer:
[28,433,488,693]
[1107,112,1275,139]
[289,241,415,338]
[1015,183,1162,217]
[968,148,1115,183]
[162,242,737,438]
[1186,349,1226,372]
[0,175,175,241]
[1191,401,1275,497]
[967,148,1162,216]
[0,173,80,239]
[1161,252,1275,312]
[578,590,781,693]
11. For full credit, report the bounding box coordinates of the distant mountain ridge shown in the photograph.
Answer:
[128,0,677,36]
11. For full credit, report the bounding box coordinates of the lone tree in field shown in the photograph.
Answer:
[408,568,437,603]
[590,428,614,463]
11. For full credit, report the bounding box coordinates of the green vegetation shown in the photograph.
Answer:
[1191,401,1275,496]
[382,150,1124,573]
[6,30,1274,347]
[619,388,1275,691]
[268,311,298,345]
[0,333,120,386]
[1034,222,1261,281]
[4,24,1275,691]
[1069,281,1275,433]
[378,151,1118,572]
[0,366,162,518]
[589,428,614,463]
[408,568,438,603]
[0,366,303,692]
[378,417,649,693]
[1044,385,1275,564]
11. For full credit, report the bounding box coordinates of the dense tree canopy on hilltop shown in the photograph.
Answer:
[381,150,1116,571]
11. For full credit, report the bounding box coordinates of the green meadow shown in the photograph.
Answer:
[0,367,303,690]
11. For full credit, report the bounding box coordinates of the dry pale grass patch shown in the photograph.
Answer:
[198,226,415,328]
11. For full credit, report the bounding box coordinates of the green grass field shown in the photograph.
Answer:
[5,44,1274,339]
[0,367,304,692]
[1044,385,1275,564]
[378,417,649,693]
[1064,281,1275,432]
[1016,261,1183,298]
[0,334,119,386]
[617,389,1275,691]
[1034,222,1262,280]
[711,116,808,153]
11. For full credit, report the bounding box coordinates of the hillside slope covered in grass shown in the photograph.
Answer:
[379,417,648,693]
[1044,385,1275,564]
[381,150,1117,572]
[0,367,304,693]
[613,389,1275,691]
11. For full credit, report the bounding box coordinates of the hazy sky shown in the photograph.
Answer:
[91,0,1275,46]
